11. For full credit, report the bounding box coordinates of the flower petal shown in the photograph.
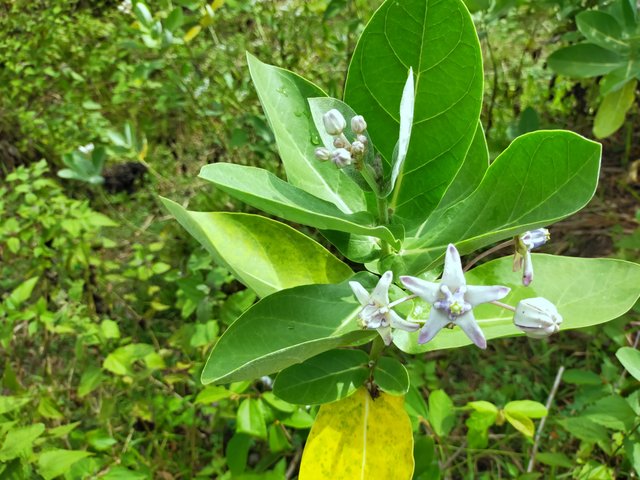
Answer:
[349,281,370,305]
[371,271,393,304]
[522,251,533,286]
[389,310,420,332]
[455,311,487,349]
[400,276,440,304]
[377,326,393,346]
[418,309,450,344]
[465,285,510,307]
[442,244,466,289]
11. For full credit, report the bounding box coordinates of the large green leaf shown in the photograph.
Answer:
[593,79,637,138]
[600,60,640,94]
[37,449,93,480]
[344,0,483,227]
[199,163,401,248]
[548,43,623,78]
[273,349,369,404]
[394,131,601,275]
[247,53,365,214]
[162,198,351,298]
[576,11,628,53]
[394,254,640,353]
[437,122,489,209]
[201,275,377,384]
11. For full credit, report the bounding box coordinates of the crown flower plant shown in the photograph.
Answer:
[162,0,640,477]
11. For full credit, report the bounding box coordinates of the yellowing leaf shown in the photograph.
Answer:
[211,0,224,10]
[504,411,535,437]
[299,387,414,480]
[183,25,201,43]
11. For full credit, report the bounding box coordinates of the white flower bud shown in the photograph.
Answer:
[333,136,348,149]
[356,134,368,145]
[322,109,346,136]
[79,143,95,155]
[520,228,550,251]
[351,115,367,134]
[314,147,331,161]
[351,140,365,156]
[331,148,352,168]
[513,297,563,339]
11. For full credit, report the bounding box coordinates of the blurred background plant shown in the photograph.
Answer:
[1,0,639,478]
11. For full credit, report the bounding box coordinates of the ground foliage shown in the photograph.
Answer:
[1,0,639,478]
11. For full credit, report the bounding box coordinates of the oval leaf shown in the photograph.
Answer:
[345,0,483,226]
[616,347,640,382]
[299,388,414,480]
[395,254,640,352]
[201,275,377,384]
[593,79,636,139]
[576,11,628,53]
[161,198,351,298]
[504,400,547,419]
[273,349,369,405]
[374,356,410,395]
[548,43,623,78]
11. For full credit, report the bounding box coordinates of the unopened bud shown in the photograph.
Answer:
[323,109,346,136]
[519,228,550,252]
[513,297,562,339]
[334,136,348,149]
[331,148,352,168]
[356,134,368,145]
[351,115,367,134]
[351,140,365,156]
[314,147,331,161]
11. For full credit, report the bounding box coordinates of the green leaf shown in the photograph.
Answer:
[0,396,30,415]
[162,198,352,298]
[405,385,429,420]
[600,61,640,95]
[504,411,535,437]
[395,254,640,352]
[582,395,636,430]
[536,452,573,469]
[133,3,153,27]
[0,423,45,461]
[504,400,547,419]
[563,369,602,386]
[247,53,365,214]
[38,397,63,419]
[299,388,414,479]
[226,433,251,476]
[103,343,154,376]
[195,386,233,404]
[616,347,640,381]
[37,449,92,480]
[396,131,601,274]
[344,0,483,227]
[374,356,410,395]
[199,163,401,248]
[438,123,489,209]
[236,398,267,439]
[273,349,369,405]
[201,274,377,384]
[466,409,496,449]
[467,401,499,415]
[557,417,610,443]
[268,424,291,453]
[428,390,455,437]
[5,276,39,309]
[77,366,104,398]
[548,43,623,77]
[164,7,184,31]
[593,79,636,139]
[576,11,628,53]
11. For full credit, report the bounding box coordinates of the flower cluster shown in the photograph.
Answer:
[350,243,563,349]
[315,109,368,168]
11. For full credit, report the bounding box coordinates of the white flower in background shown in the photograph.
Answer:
[401,244,510,349]
[514,228,550,286]
[117,0,132,14]
[78,143,95,155]
[513,297,563,338]
[349,271,420,346]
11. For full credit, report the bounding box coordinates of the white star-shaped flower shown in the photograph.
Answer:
[400,244,511,349]
[349,271,420,346]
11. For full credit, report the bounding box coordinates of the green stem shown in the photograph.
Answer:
[376,195,391,255]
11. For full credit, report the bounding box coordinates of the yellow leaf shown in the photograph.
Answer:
[183,25,201,43]
[504,411,535,437]
[299,387,414,480]
[211,0,224,10]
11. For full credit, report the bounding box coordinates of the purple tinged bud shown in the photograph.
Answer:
[323,109,346,136]
[519,228,550,251]
[314,147,331,161]
[351,115,367,134]
[356,134,368,145]
[331,148,352,168]
[522,251,533,286]
[351,140,365,156]
[513,297,562,339]
[334,136,348,149]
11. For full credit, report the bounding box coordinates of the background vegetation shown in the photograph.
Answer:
[1,0,639,478]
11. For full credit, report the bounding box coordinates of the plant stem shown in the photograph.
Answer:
[491,300,516,312]
[387,294,417,310]
[527,365,565,472]
[376,194,391,255]
[464,239,514,272]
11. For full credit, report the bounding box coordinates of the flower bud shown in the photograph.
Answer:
[333,136,348,149]
[351,115,367,134]
[513,297,562,339]
[331,148,352,168]
[356,134,368,145]
[351,140,365,156]
[323,109,346,136]
[519,228,550,251]
[314,147,331,161]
